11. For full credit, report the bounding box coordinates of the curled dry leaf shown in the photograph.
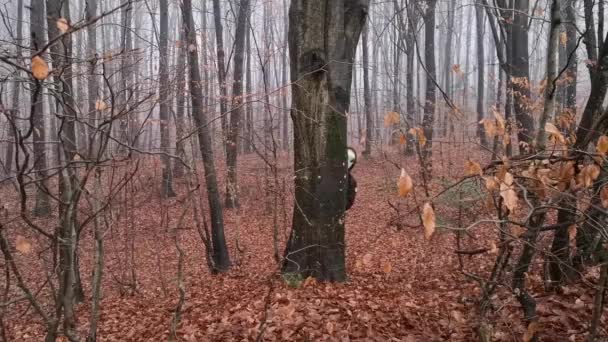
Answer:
[95,100,108,111]
[15,236,32,254]
[523,321,541,342]
[601,186,608,208]
[597,135,608,155]
[382,261,393,274]
[499,172,518,211]
[577,164,600,188]
[483,176,498,191]
[56,18,69,33]
[422,203,436,240]
[384,111,400,127]
[397,168,413,198]
[568,225,577,243]
[545,122,566,144]
[31,56,49,80]
[489,241,498,254]
[465,159,483,176]
[480,119,496,139]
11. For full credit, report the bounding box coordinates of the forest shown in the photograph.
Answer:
[0,0,608,340]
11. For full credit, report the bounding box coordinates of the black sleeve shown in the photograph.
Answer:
[346,174,357,210]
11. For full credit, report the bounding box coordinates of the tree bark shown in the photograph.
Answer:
[158,0,176,198]
[476,0,487,147]
[30,0,50,217]
[422,1,437,176]
[5,0,23,176]
[225,0,251,208]
[362,21,373,157]
[212,0,229,149]
[282,0,368,282]
[511,0,535,152]
[181,0,231,273]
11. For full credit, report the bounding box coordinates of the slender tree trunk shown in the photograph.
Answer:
[31,0,50,217]
[511,0,535,152]
[282,0,368,282]
[476,0,487,147]
[158,0,176,197]
[362,21,373,157]
[282,0,290,151]
[245,15,254,154]
[5,0,23,176]
[443,0,455,138]
[174,22,187,179]
[537,0,561,150]
[47,0,81,335]
[85,0,98,159]
[182,0,231,272]
[212,0,229,149]
[422,1,437,177]
[226,0,251,208]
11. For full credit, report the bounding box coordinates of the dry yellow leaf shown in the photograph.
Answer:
[384,111,400,127]
[399,133,407,145]
[362,253,373,266]
[465,159,483,176]
[601,186,608,208]
[489,241,498,254]
[56,18,69,33]
[422,203,436,240]
[500,172,518,211]
[597,135,608,155]
[578,164,601,188]
[545,122,566,144]
[568,225,577,243]
[397,168,413,198]
[523,321,541,342]
[382,261,393,274]
[484,176,498,191]
[95,100,108,111]
[480,118,496,139]
[31,56,49,80]
[15,236,32,254]
[560,31,568,46]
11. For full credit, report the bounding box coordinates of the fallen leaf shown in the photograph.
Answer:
[597,135,608,155]
[56,18,69,33]
[523,321,541,342]
[382,261,392,274]
[601,186,608,208]
[397,168,413,198]
[15,236,32,254]
[362,253,373,266]
[384,111,400,127]
[465,159,483,176]
[545,122,566,144]
[31,56,49,80]
[422,203,435,240]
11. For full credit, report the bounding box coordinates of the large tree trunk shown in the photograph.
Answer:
[212,0,229,149]
[282,0,368,282]
[30,0,50,217]
[158,0,176,198]
[282,0,290,151]
[244,13,254,154]
[182,0,231,273]
[225,0,251,208]
[173,20,187,179]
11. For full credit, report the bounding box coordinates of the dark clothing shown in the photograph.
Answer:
[346,175,357,210]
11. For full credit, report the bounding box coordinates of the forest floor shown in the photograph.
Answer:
[2,144,607,341]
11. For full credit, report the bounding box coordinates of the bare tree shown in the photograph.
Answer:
[226,0,251,208]
[282,0,368,281]
[181,0,231,272]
